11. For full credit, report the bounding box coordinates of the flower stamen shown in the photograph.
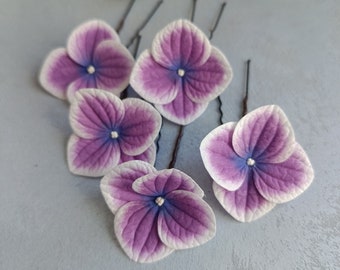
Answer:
[87,65,96,74]
[111,131,119,139]
[247,157,256,167]
[177,68,185,77]
[155,196,165,206]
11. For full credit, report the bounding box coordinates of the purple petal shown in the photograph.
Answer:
[158,190,216,249]
[66,76,97,102]
[114,201,174,263]
[69,89,124,139]
[100,160,156,214]
[130,50,180,104]
[67,20,119,66]
[119,143,156,165]
[132,169,204,197]
[155,90,208,125]
[39,48,81,100]
[200,122,248,191]
[254,143,314,203]
[93,40,134,96]
[185,47,233,103]
[212,175,276,222]
[151,19,211,68]
[67,134,120,177]
[119,98,162,156]
[233,105,295,164]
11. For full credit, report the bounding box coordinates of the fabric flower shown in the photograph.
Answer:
[67,89,162,177]
[100,160,216,263]
[200,105,314,222]
[130,19,233,125]
[39,19,134,102]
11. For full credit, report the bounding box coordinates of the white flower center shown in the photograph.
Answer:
[177,68,185,77]
[247,158,256,166]
[111,131,119,139]
[87,65,96,74]
[155,196,165,206]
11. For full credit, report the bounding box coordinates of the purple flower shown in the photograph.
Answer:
[39,20,134,102]
[200,105,314,222]
[67,89,162,177]
[130,19,233,125]
[100,160,216,263]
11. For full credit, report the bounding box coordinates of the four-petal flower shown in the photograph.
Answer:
[68,89,162,177]
[40,19,134,102]
[200,105,314,222]
[100,160,216,263]
[130,19,233,125]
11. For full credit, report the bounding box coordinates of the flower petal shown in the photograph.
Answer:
[212,175,276,222]
[93,40,134,96]
[232,105,295,164]
[130,50,180,104]
[39,48,81,100]
[185,47,233,103]
[155,90,208,125]
[119,143,156,165]
[254,143,314,203]
[67,20,119,65]
[67,134,120,177]
[158,190,216,249]
[132,169,204,197]
[69,89,124,139]
[114,201,174,263]
[66,76,97,102]
[200,122,248,191]
[151,19,211,68]
[119,98,162,156]
[100,160,156,214]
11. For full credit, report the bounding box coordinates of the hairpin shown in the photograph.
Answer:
[39,19,134,102]
[200,60,314,222]
[68,88,161,177]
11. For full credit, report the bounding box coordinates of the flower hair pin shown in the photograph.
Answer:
[200,60,314,222]
[39,19,134,102]
[100,160,216,263]
[68,88,161,177]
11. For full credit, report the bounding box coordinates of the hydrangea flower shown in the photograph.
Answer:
[40,19,134,102]
[100,160,216,263]
[200,105,314,222]
[130,19,233,125]
[68,89,162,177]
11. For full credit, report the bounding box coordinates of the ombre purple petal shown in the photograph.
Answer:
[155,90,208,125]
[66,76,97,102]
[39,48,81,100]
[119,98,162,156]
[158,190,216,249]
[67,134,120,177]
[233,105,295,164]
[69,89,124,139]
[254,143,314,203]
[185,47,233,103]
[212,176,276,222]
[119,143,157,165]
[151,19,211,68]
[67,20,119,66]
[130,50,180,104]
[132,169,204,197]
[200,122,248,191]
[93,40,134,96]
[100,160,156,214]
[114,201,174,263]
